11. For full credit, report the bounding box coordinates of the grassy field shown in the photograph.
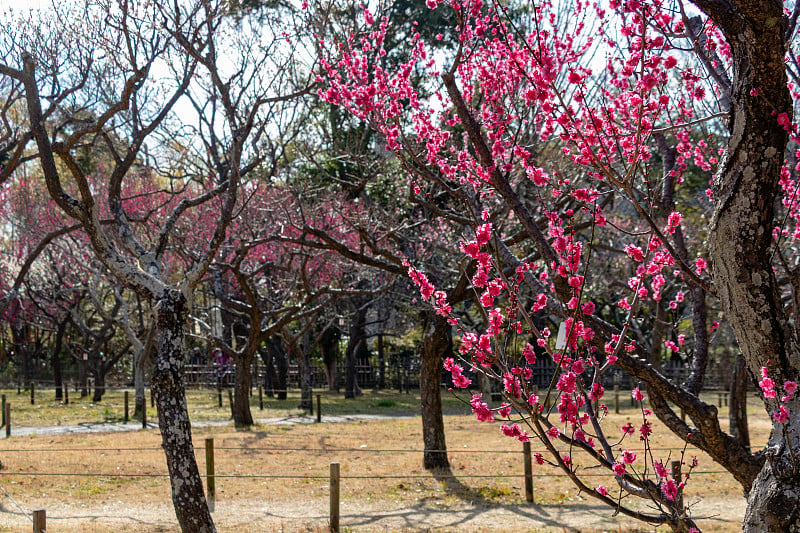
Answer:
[0,388,771,532]
[0,386,474,428]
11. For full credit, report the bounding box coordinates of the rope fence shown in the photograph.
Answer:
[0,436,730,532]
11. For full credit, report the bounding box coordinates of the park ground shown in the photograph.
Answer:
[0,388,763,532]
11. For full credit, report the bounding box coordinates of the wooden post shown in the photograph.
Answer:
[1,394,5,427]
[671,460,683,510]
[330,462,340,533]
[523,441,534,503]
[217,383,223,408]
[258,386,263,410]
[614,385,620,414]
[142,401,147,429]
[5,403,10,438]
[124,391,129,422]
[32,509,45,533]
[63,384,68,405]
[30,382,35,405]
[316,394,322,423]
[206,438,215,512]
[150,388,154,408]
[309,391,314,416]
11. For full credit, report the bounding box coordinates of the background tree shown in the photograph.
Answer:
[0,1,312,530]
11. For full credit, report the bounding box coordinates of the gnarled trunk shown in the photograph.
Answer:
[232,352,253,427]
[419,311,450,470]
[92,372,105,403]
[151,291,215,532]
[702,0,798,528]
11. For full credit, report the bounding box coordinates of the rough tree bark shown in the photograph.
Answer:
[419,310,450,470]
[697,0,800,529]
[152,291,216,532]
[231,352,254,426]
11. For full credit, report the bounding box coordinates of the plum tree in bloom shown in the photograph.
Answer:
[319,0,800,530]
[193,182,378,425]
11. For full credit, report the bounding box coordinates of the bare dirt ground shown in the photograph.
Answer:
[0,405,761,532]
[1,494,745,532]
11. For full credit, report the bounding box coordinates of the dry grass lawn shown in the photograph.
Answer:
[0,389,770,532]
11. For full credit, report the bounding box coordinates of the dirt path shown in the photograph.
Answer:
[0,493,745,532]
[7,413,415,438]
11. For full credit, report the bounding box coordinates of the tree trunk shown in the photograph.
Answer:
[298,341,313,411]
[151,290,215,532]
[92,371,105,403]
[77,357,89,397]
[345,307,367,399]
[232,351,254,427]
[377,333,385,389]
[258,345,276,398]
[419,311,450,470]
[729,353,750,451]
[134,353,146,419]
[52,317,66,401]
[320,326,339,391]
[344,337,359,399]
[267,336,288,400]
[702,1,799,529]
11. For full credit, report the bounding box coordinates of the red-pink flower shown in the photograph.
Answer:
[654,460,668,479]
[523,343,536,364]
[625,244,645,262]
[501,423,530,442]
[621,449,637,464]
[664,211,682,234]
[773,405,790,424]
[475,223,492,246]
[639,421,652,440]
[470,394,494,422]
[695,257,708,274]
